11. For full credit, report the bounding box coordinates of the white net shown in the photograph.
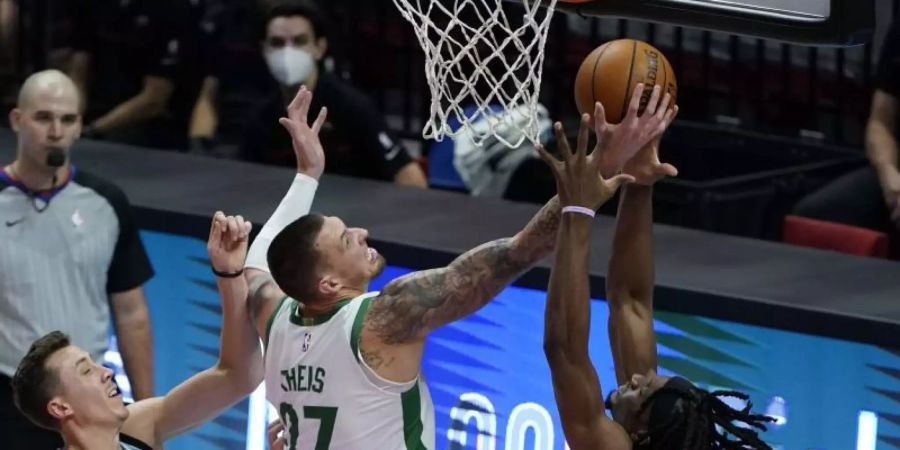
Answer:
[392,0,559,148]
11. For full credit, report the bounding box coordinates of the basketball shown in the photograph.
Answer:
[574,39,677,123]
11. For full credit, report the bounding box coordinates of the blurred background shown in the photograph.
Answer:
[2,1,900,449]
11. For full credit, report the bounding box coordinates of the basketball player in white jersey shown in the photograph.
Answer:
[244,84,672,449]
[11,213,262,450]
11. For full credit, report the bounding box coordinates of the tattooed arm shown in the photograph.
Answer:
[359,196,561,382]
[357,106,649,382]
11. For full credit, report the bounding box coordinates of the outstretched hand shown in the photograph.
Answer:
[279,86,328,180]
[622,102,680,186]
[597,83,675,178]
[536,115,635,211]
[207,211,252,274]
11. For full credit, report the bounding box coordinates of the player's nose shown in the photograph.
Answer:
[102,365,113,382]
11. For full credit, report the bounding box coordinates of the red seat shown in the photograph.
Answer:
[782,215,889,258]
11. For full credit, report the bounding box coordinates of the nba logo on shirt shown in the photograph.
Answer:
[71,209,84,228]
[303,333,312,352]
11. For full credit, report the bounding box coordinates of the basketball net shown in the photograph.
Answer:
[392,0,558,148]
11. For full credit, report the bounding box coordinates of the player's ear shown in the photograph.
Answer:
[47,396,72,422]
[317,275,340,297]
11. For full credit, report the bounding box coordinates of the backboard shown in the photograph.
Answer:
[552,0,874,46]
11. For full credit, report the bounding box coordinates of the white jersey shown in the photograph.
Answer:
[265,292,435,450]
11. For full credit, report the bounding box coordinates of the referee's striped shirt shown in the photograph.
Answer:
[0,165,153,377]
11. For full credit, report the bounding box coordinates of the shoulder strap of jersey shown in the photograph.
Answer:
[347,291,383,362]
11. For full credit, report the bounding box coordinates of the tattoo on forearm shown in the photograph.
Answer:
[366,197,562,345]
[366,239,520,344]
[517,196,561,260]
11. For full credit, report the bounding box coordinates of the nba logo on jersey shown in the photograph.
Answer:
[71,209,84,228]
[302,332,312,352]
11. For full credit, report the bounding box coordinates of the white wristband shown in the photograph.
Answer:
[245,173,319,272]
[561,205,596,218]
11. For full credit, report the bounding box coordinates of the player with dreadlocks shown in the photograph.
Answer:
[538,93,775,449]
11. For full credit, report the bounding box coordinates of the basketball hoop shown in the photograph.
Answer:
[392,0,559,148]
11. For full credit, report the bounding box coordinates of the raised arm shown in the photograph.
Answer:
[367,193,560,344]
[606,96,678,384]
[544,214,602,443]
[123,214,263,445]
[606,185,657,385]
[538,111,635,449]
[364,87,671,338]
[361,110,634,383]
[545,214,630,449]
[242,86,328,341]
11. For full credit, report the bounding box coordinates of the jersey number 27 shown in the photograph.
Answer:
[279,403,338,450]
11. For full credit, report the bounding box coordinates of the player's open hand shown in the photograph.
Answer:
[537,115,635,211]
[622,102,680,186]
[279,86,328,180]
[597,83,676,177]
[207,211,252,274]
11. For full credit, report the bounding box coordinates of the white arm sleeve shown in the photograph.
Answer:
[245,173,319,272]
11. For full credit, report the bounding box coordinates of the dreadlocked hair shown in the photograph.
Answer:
[634,387,777,449]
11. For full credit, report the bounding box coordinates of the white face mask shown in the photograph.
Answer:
[265,47,315,86]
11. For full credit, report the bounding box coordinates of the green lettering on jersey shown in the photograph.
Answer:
[313,367,326,393]
[281,365,327,393]
[298,364,307,391]
[281,367,298,392]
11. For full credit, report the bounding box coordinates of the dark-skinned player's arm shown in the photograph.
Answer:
[241,86,328,342]
[606,97,679,384]
[538,108,634,450]
[545,213,632,449]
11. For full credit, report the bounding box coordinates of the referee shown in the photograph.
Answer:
[0,70,155,449]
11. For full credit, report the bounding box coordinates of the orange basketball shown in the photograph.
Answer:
[574,39,677,124]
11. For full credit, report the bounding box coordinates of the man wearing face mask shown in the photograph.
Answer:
[199,0,427,187]
[0,70,155,449]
